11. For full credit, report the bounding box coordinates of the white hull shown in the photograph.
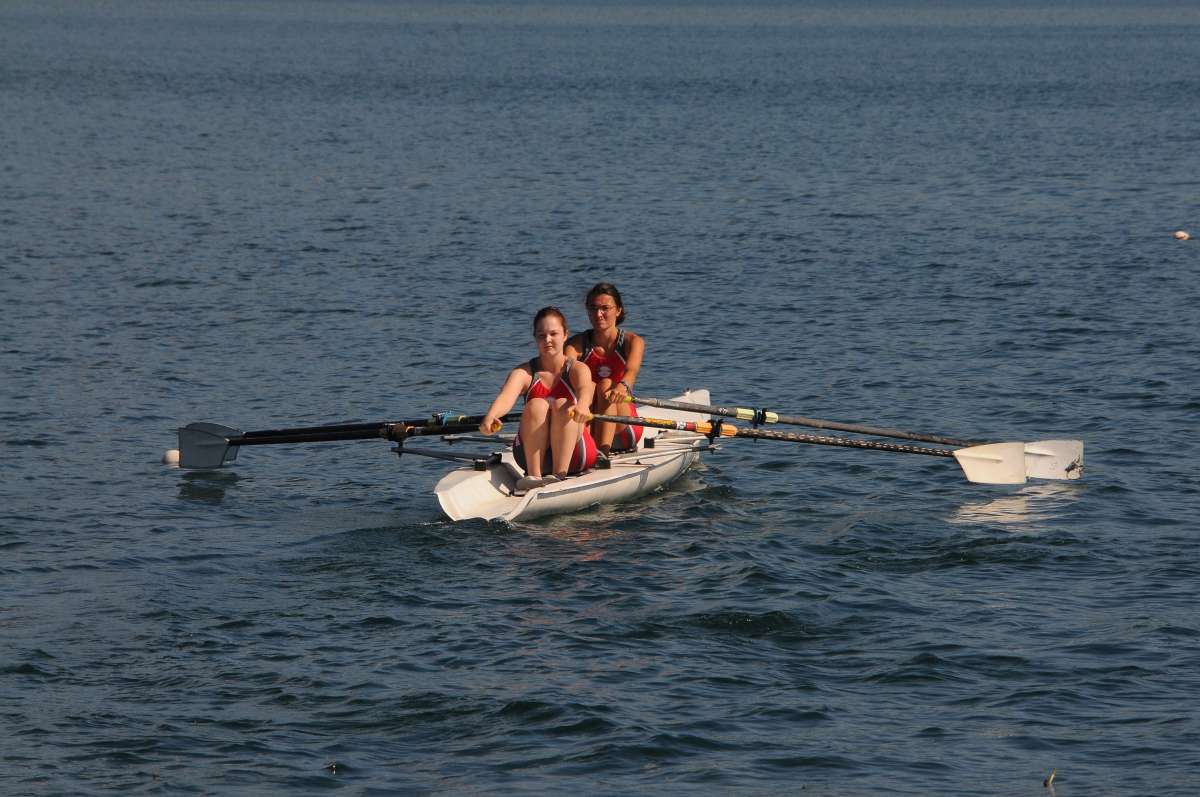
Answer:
[435,389,712,522]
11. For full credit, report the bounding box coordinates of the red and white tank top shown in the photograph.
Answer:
[580,329,629,384]
[525,358,579,403]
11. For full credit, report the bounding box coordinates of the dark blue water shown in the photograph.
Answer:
[4,2,1199,794]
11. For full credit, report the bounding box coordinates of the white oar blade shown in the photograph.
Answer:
[953,442,1027,485]
[1023,439,1084,481]
[178,423,241,469]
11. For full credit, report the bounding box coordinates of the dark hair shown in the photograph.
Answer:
[585,282,626,324]
[532,306,568,334]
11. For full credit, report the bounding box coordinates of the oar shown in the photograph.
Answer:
[238,412,520,442]
[622,395,1082,481]
[574,410,1027,485]
[175,413,519,469]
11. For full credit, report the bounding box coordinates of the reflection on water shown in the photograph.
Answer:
[949,482,1083,526]
[177,470,240,504]
[514,472,714,542]
[515,516,629,555]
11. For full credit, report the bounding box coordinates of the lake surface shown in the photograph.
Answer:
[3,2,1199,794]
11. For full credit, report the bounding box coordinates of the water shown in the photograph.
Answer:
[3,1,1199,793]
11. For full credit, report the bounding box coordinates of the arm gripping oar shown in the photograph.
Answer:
[622,395,1082,481]
[573,410,1027,485]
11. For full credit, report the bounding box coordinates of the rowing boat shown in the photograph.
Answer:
[171,390,715,523]
[435,389,713,522]
[170,387,1082,522]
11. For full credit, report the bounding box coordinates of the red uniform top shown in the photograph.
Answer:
[515,358,596,475]
[579,328,630,385]
[525,358,580,403]
[577,329,642,452]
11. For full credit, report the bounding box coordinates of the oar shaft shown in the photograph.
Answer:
[243,421,385,438]
[241,412,520,441]
[232,428,384,446]
[585,412,956,458]
[228,422,484,447]
[729,425,956,458]
[628,395,975,448]
[177,419,494,469]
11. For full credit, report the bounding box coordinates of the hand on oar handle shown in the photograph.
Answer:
[603,380,632,404]
[479,416,504,434]
[569,407,594,423]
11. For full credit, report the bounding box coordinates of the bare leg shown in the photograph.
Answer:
[520,399,550,478]
[549,397,583,478]
[591,378,618,452]
[591,382,632,452]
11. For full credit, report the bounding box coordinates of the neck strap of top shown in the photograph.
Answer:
[529,357,572,379]
[584,328,624,359]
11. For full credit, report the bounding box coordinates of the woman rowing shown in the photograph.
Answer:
[565,282,645,457]
[480,307,597,491]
